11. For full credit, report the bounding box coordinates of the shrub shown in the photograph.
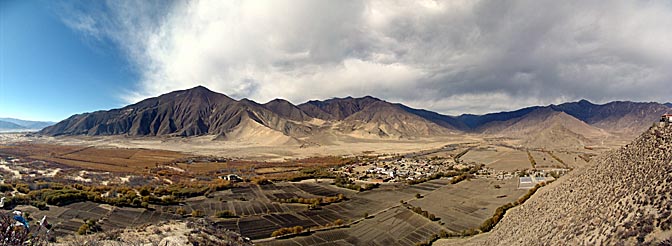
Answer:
[271,226,304,237]
[215,210,236,218]
[191,209,204,217]
[0,184,13,192]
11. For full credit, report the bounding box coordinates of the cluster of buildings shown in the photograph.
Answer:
[335,157,474,183]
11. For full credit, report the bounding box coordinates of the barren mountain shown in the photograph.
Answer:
[550,100,671,136]
[336,100,455,138]
[0,118,54,130]
[477,108,608,149]
[0,120,26,131]
[481,124,672,245]
[40,86,451,140]
[40,86,312,138]
[262,99,312,122]
[40,86,670,144]
[453,100,669,134]
[298,96,382,120]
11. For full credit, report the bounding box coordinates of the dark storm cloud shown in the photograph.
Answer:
[60,0,672,115]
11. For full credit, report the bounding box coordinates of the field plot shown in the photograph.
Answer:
[408,177,526,232]
[551,151,589,168]
[8,202,179,237]
[260,206,444,246]
[461,147,530,171]
[0,144,187,173]
[529,151,563,168]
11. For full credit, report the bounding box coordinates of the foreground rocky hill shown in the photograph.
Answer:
[481,123,672,245]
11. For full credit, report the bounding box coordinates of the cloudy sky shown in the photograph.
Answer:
[1,0,671,121]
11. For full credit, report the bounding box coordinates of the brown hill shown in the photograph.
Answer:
[481,123,672,245]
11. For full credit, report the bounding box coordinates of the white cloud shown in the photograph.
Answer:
[60,0,672,115]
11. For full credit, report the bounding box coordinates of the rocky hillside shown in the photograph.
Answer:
[481,123,672,245]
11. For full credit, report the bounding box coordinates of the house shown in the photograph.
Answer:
[662,114,672,123]
[221,174,243,182]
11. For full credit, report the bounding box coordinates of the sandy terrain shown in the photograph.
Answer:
[1,133,482,161]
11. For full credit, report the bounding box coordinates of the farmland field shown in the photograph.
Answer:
[408,177,525,232]
[0,144,187,173]
[0,140,564,244]
[461,147,530,171]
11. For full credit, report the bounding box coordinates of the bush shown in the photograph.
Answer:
[215,210,236,218]
[271,226,304,237]
[0,184,13,192]
[76,224,88,235]
[191,209,204,217]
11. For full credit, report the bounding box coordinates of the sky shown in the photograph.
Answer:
[1,0,671,122]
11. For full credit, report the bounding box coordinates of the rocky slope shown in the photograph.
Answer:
[481,123,672,245]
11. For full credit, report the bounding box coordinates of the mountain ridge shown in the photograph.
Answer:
[39,86,672,144]
[0,118,54,131]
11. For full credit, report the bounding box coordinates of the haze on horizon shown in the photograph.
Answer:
[1,0,671,122]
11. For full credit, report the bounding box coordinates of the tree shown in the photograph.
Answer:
[191,209,204,217]
[77,224,89,235]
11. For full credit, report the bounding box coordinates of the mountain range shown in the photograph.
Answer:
[0,118,54,132]
[40,86,672,147]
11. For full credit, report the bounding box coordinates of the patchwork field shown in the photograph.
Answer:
[529,151,563,169]
[0,144,187,173]
[461,147,530,171]
[408,177,526,232]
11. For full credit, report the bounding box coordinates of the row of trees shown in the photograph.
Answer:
[271,226,304,237]
[479,182,550,232]
[408,205,438,221]
[3,180,234,210]
[275,194,346,206]
[334,176,379,191]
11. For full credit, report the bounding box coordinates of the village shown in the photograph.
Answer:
[332,149,567,190]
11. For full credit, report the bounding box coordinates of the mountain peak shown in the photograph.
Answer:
[577,99,593,105]
[184,85,215,94]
